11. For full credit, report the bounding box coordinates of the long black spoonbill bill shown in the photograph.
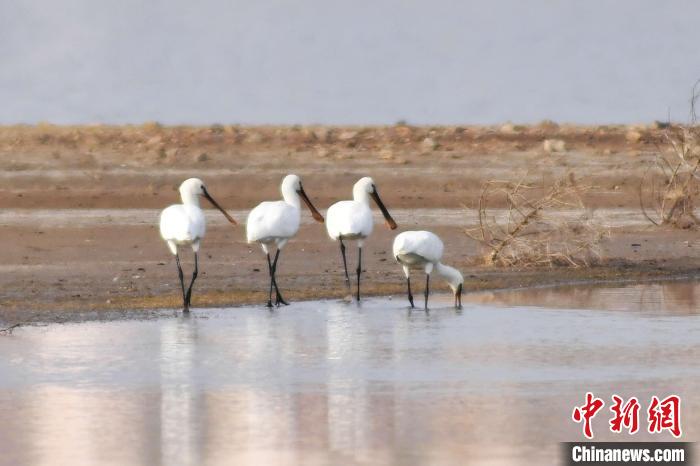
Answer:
[159,178,236,312]
[246,174,324,307]
[393,230,463,310]
[326,177,397,301]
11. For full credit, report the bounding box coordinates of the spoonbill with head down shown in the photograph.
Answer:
[246,174,324,307]
[326,177,397,301]
[159,178,237,313]
[393,230,463,310]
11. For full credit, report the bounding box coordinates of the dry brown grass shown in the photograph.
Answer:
[640,81,700,229]
[465,173,609,268]
[0,122,662,156]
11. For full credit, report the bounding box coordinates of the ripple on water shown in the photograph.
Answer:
[0,282,698,465]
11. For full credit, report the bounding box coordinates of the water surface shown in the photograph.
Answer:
[2,1,699,124]
[1,282,698,465]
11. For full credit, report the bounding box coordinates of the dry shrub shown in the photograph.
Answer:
[465,173,608,268]
[640,81,700,228]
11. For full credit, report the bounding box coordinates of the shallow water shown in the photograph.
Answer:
[1,283,699,465]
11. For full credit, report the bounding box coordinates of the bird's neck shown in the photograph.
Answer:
[435,262,461,289]
[352,187,371,205]
[281,186,301,208]
[180,191,201,207]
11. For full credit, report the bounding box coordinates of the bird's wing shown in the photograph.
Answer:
[392,231,409,258]
[246,201,299,242]
[184,205,206,241]
[326,200,372,238]
[394,231,443,262]
[159,205,192,242]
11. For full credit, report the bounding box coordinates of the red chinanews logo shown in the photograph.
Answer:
[572,393,681,439]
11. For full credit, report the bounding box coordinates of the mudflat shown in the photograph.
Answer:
[1,123,698,322]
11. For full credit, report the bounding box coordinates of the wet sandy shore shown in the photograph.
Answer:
[2,124,700,323]
[2,206,699,324]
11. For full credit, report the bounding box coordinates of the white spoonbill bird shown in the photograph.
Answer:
[393,230,463,310]
[326,177,397,301]
[246,174,324,307]
[159,178,236,312]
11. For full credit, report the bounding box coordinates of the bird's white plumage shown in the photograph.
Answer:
[246,174,308,252]
[246,174,324,306]
[246,200,300,244]
[160,205,205,247]
[159,178,207,255]
[393,230,463,292]
[393,230,444,267]
[326,177,377,242]
[158,177,236,312]
[326,200,373,240]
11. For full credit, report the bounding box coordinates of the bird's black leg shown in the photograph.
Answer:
[356,246,362,301]
[272,249,288,306]
[266,253,274,308]
[175,253,188,312]
[424,273,430,311]
[184,252,199,310]
[407,277,415,308]
[339,239,351,294]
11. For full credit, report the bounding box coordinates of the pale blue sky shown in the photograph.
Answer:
[1,0,698,124]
